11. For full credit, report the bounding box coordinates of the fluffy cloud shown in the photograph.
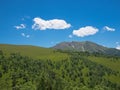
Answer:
[116,42,120,50]
[116,45,120,50]
[32,17,71,30]
[73,26,99,37]
[21,33,30,38]
[14,24,26,30]
[104,26,115,31]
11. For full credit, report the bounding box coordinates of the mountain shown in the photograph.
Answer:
[52,41,120,56]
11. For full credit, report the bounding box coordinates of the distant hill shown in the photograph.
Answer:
[52,41,120,56]
[0,44,69,60]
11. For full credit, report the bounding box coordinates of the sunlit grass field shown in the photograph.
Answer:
[0,44,69,61]
[88,56,120,84]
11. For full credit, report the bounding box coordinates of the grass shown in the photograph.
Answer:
[1,44,120,88]
[0,44,69,61]
[88,56,120,72]
[104,75,120,84]
[88,56,120,84]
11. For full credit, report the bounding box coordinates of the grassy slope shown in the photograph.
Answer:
[0,44,69,60]
[0,44,120,88]
[1,44,120,85]
[88,56,120,84]
[88,56,120,72]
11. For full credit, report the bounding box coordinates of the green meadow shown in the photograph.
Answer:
[0,44,69,61]
[0,44,120,90]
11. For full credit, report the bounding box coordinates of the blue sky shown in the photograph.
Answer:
[0,0,120,49]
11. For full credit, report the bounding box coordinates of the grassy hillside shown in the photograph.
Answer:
[0,44,120,90]
[88,56,120,84]
[0,44,69,60]
[0,51,120,90]
[88,56,120,72]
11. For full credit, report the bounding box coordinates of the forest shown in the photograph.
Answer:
[0,50,120,90]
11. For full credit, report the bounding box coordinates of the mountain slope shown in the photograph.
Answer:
[1,49,120,89]
[52,41,120,56]
[0,44,69,60]
[0,43,120,89]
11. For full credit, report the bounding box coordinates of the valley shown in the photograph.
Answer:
[0,42,120,90]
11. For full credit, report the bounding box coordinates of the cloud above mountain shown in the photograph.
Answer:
[116,46,120,50]
[68,34,73,38]
[116,42,120,50]
[32,17,71,30]
[73,26,99,37]
[13,17,116,40]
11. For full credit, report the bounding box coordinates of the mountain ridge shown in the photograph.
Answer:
[0,41,120,56]
[52,41,120,56]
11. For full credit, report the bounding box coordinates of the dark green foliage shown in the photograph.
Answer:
[0,50,120,90]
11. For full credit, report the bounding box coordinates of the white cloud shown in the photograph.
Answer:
[116,45,120,50]
[68,34,73,38]
[73,26,99,37]
[104,26,115,31]
[116,42,120,50]
[32,17,71,30]
[21,33,30,38]
[14,24,26,30]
